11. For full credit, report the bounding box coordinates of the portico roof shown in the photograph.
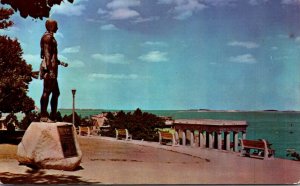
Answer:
[174,119,247,126]
[173,119,248,133]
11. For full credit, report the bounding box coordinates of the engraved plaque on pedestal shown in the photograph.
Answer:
[57,125,77,158]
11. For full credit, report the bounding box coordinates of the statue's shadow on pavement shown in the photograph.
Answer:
[0,166,96,184]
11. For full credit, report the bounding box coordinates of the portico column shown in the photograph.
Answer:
[203,131,206,147]
[242,131,246,139]
[199,131,204,148]
[209,132,213,148]
[234,131,239,152]
[190,131,194,147]
[182,130,186,146]
[217,132,222,150]
[225,131,231,151]
[175,131,179,145]
[214,132,218,149]
[195,131,199,147]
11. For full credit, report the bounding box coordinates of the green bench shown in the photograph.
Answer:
[158,131,177,146]
[115,129,132,140]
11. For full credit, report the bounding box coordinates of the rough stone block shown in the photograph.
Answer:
[17,122,82,171]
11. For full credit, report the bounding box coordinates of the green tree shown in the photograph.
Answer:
[0,36,35,114]
[1,0,74,19]
[0,7,13,29]
[56,111,63,122]
[19,111,40,130]
[62,112,81,127]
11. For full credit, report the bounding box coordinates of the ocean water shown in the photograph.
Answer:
[59,109,300,160]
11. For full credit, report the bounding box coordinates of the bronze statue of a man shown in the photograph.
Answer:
[40,19,67,122]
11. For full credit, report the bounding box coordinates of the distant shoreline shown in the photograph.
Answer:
[58,108,300,113]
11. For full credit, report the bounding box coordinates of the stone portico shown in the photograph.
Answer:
[173,119,248,152]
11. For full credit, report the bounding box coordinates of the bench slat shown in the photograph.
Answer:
[117,130,127,136]
[242,140,265,149]
[160,132,173,139]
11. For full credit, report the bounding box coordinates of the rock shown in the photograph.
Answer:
[17,122,82,171]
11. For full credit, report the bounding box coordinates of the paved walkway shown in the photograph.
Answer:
[0,135,299,184]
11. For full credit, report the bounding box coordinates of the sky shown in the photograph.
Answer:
[1,0,300,111]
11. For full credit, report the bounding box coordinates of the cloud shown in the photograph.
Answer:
[158,0,238,20]
[228,41,259,49]
[157,0,173,4]
[58,54,68,62]
[295,37,300,42]
[99,0,158,23]
[133,16,160,23]
[139,51,169,62]
[55,32,64,38]
[109,8,140,20]
[86,18,105,23]
[107,0,141,9]
[62,46,81,53]
[98,0,141,20]
[229,54,257,64]
[158,0,207,20]
[92,53,129,64]
[57,55,85,68]
[202,0,237,6]
[142,41,168,47]
[281,0,300,5]
[51,0,86,16]
[174,0,207,20]
[70,60,85,68]
[88,73,138,80]
[97,8,108,15]
[249,0,269,5]
[100,24,119,31]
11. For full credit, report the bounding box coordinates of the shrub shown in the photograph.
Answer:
[103,108,167,141]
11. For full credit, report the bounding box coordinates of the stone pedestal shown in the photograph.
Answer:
[17,122,82,171]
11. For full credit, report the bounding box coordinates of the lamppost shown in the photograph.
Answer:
[72,89,76,125]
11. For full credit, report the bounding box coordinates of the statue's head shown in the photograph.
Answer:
[45,19,58,33]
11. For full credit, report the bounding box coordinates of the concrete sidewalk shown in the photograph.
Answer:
[84,136,300,184]
[0,136,299,184]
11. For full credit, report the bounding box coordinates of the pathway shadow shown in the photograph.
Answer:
[0,170,100,184]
